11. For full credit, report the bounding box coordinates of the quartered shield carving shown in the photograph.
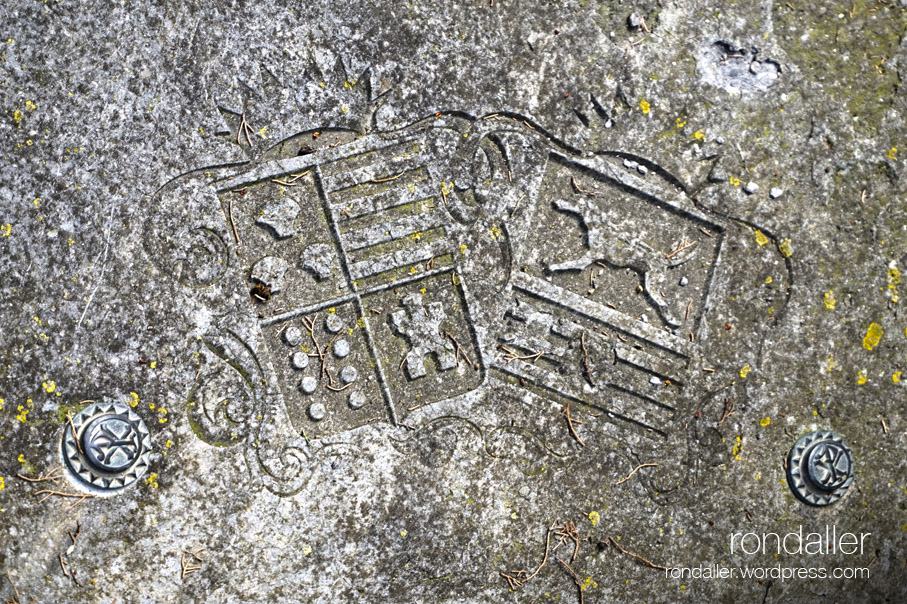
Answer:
[149,110,792,495]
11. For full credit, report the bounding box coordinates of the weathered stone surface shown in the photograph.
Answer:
[1,1,906,603]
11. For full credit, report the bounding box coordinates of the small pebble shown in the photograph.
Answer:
[333,339,351,358]
[649,376,662,386]
[744,182,759,194]
[679,276,689,287]
[291,352,309,370]
[339,366,358,384]
[518,486,530,497]
[769,187,783,199]
[283,326,303,347]
[308,402,327,421]
[628,12,643,28]
[716,136,725,145]
[623,158,639,170]
[325,314,343,333]
[637,165,648,175]
[299,376,318,394]
[640,314,649,323]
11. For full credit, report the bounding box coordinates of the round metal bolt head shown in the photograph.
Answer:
[283,326,303,347]
[299,376,318,394]
[63,402,152,491]
[290,351,309,370]
[787,430,854,506]
[308,403,327,421]
[333,339,351,358]
[325,314,343,333]
[339,366,358,384]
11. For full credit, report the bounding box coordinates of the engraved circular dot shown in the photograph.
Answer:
[283,326,303,347]
[325,314,343,333]
[339,366,358,384]
[348,391,366,410]
[308,403,327,421]
[290,352,309,370]
[333,339,351,358]
[299,376,318,394]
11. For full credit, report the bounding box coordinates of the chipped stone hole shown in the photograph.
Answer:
[698,40,781,93]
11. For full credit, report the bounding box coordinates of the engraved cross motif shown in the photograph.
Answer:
[391,293,457,380]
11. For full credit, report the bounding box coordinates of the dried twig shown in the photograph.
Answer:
[685,298,693,321]
[500,523,556,590]
[606,536,671,570]
[66,521,82,556]
[16,468,62,483]
[32,490,95,508]
[571,175,597,196]
[237,112,254,147]
[580,332,594,386]
[6,569,22,604]
[614,463,658,486]
[180,548,206,579]
[510,193,526,218]
[562,403,585,447]
[665,238,698,259]
[554,521,580,562]
[717,398,735,426]
[881,418,889,434]
[556,558,585,604]
[370,172,403,183]
[228,198,240,244]
[445,331,475,368]
[498,344,544,363]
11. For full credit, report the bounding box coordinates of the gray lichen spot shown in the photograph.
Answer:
[325,313,344,333]
[299,376,318,394]
[348,390,366,410]
[283,326,303,347]
[308,402,327,421]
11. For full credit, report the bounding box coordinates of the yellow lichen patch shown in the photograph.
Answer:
[157,407,168,424]
[0,476,4,492]
[731,436,743,461]
[675,117,687,128]
[490,225,503,240]
[588,510,600,527]
[399,529,408,537]
[639,99,650,114]
[824,290,836,310]
[1,223,11,237]
[754,230,769,246]
[887,264,900,303]
[357,316,366,329]
[693,130,705,141]
[739,364,752,378]
[42,380,56,393]
[824,356,836,373]
[778,239,793,258]
[729,176,741,186]
[893,371,902,384]
[145,473,159,488]
[459,244,468,255]
[888,146,898,160]
[857,370,868,385]
[149,361,157,369]
[581,576,596,591]
[863,323,884,351]
[0,398,3,411]
[759,417,770,427]
[127,392,139,407]
[302,544,313,555]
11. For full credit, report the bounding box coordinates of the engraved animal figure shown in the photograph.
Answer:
[390,293,457,380]
[547,197,696,327]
